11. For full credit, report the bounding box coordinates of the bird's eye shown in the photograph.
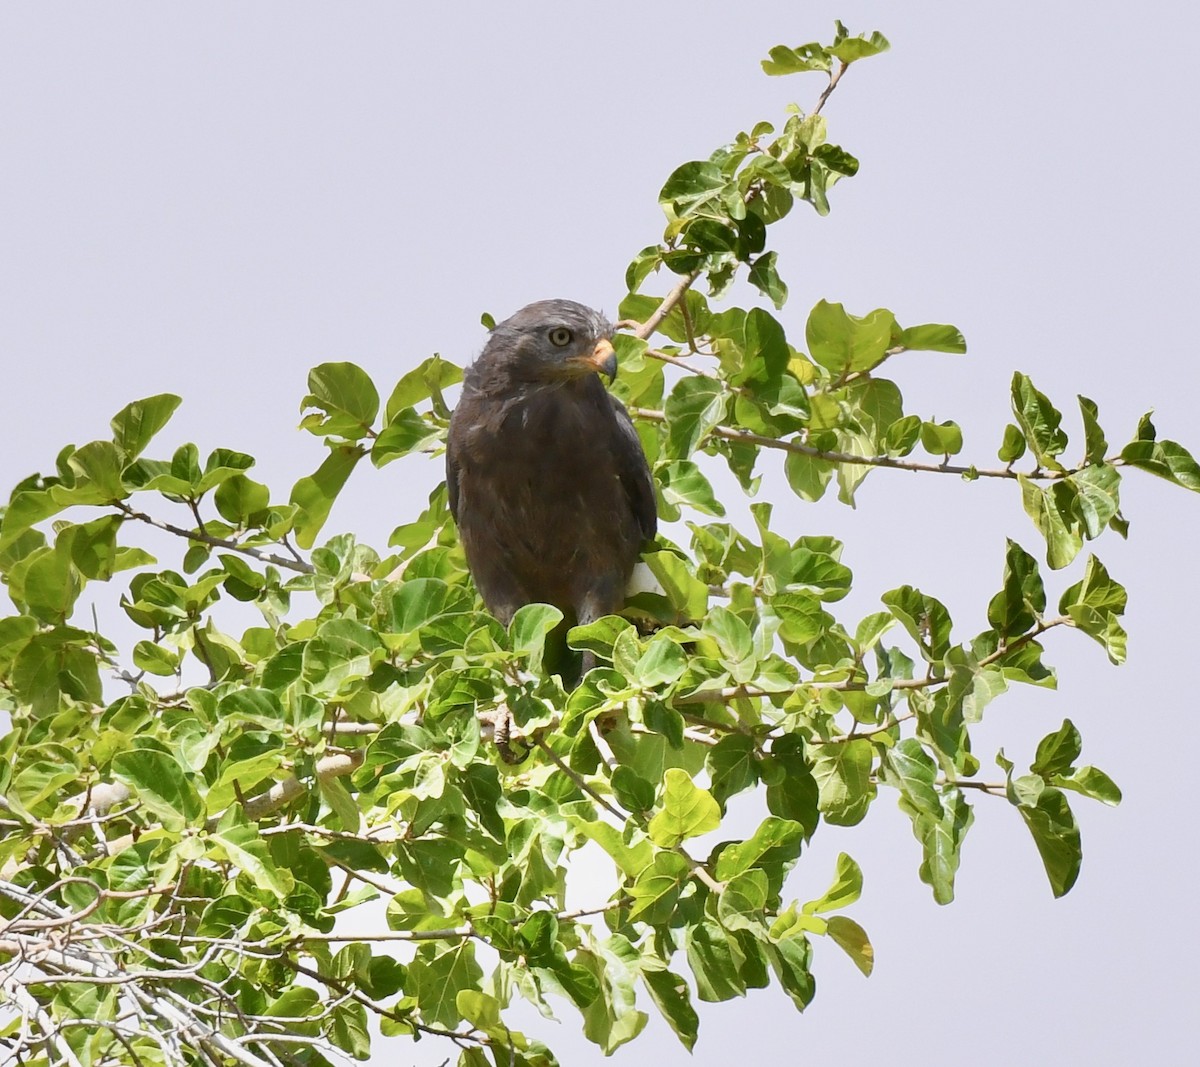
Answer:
[548,327,573,347]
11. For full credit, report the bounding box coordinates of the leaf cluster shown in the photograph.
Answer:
[0,23,1191,1067]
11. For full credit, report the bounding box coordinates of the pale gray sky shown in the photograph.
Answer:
[2,2,1197,1064]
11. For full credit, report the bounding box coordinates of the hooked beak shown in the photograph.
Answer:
[566,338,618,383]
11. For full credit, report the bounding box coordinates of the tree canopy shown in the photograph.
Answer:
[2,22,1197,1067]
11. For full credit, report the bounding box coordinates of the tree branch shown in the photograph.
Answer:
[813,60,849,116]
[634,269,704,341]
[534,738,626,822]
[681,618,1072,720]
[645,347,724,381]
[631,407,1101,482]
[114,502,314,575]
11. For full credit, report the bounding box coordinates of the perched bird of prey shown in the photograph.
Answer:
[446,299,657,671]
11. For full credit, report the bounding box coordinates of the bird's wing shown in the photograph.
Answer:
[609,395,658,541]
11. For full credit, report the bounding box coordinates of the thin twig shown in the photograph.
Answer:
[953,780,1008,796]
[645,348,724,381]
[534,739,626,822]
[114,502,314,575]
[681,618,1071,721]
[813,60,849,116]
[630,407,1098,482]
[634,269,704,341]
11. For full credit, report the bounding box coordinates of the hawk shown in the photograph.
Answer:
[446,299,656,674]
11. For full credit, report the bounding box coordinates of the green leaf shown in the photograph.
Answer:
[578,820,653,879]
[987,539,1045,638]
[1078,395,1108,464]
[874,416,917,460]
[829,26,891,63]
[578,937,648,1054]
[370,409,440,467]
[408,943,484,1029]
[706,734,759,805]
[301,362,380,440]
[132,639,181,676]
[213,474,270,525]
[659,160,727,218]
[761,42,831,76]
[825,915,874,976]
[208,818,295,899]
[811,738,874,826]
[642,970,699,1051]
[568,615,636,658]
[1017,787,1082,897]
[1019,477,1083,570]
[1031,719,1081,779]
[0,490,62,550]
[764,931,814,1010]
[9,630,102,716]
[814,142,859,177]
[59,440,126,503]
[806,300,896,375]
[10,743,82,814]
[196,447,255,493]
[713,816,803,884]
[628,851,690,924]
[16,545,79,620]
[685,921,745,1001]
[656,460,726,517]
[1070,463,1120,539]
[111,741,204,831]
[111,394,182,459]
[899,786,974,904]
[898,323,966,353]
[384,355,461,422]
[846,378,902,444]
[1120,413,1200,492]
[626,245,663,293]
[998,424,1027,464]
[803,852,863,913]
[648,768,722,846]
[784,451,834,501]
[919,419,963,457]
[509,603,564,672]
[1054,765,1122,806]
[329,1002,371,1059]
[1011,373,1067,471]
[748,251,788,309]
[634,634,688,688]
[289,444,365,549]
[639,551,709,621]
[702,606,754,680]
[718,869,770,933]
[763,736,820,838]
[664,377,728,459]
[881,585,952,663]
[684,218,738,254]
[881,739,941,815]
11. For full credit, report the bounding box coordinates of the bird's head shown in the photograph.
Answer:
[479,299,617,386]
